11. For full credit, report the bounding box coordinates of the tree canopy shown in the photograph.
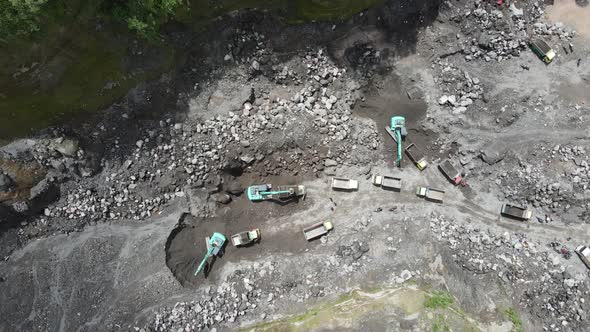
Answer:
[0,0,182,40]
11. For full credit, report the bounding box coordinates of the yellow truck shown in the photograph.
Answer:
[529,38,556,64]
[405,143,428,170]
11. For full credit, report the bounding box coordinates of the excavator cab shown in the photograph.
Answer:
[390,116,407,139]
[389,116,407,167]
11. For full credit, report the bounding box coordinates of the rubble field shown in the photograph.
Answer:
[1,0,590,331]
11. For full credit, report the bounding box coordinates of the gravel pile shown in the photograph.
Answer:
[435,62,483,115]
[7,31,378,235]
[430,213,589,331]
[149,261,277,331]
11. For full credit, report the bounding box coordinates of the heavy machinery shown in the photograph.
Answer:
[231,229,260,247]
[194,232,226,276]
[405,143,428,170]
[416,186,445,203]
[247,184,306,201]
[331,177,359,190]
[438,159,463,185]
[303,221,333,241]
[385,116,407,167]
[575,246,590,270]
[372,175,402,191]
[500,204,532,221]
[529,38,555,64]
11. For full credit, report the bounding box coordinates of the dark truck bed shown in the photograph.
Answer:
[501,204,532,221]
[405,143,428,170]
[438,160,462,185]
[372,175,402,191]
[531,38,552,53]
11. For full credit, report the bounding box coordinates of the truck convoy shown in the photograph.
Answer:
[372,175,402,191]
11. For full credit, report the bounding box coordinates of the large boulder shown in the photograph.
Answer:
[0,173,13,192]
[52,137,79,157]
[480,144,507,165]
[29,177,59,213]
[184,186,216,218]
[225,182,243,196]
[207,85,254,115]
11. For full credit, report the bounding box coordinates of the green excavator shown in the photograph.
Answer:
[385,116,407,167]
[194,232,226,276]
[247,184,306,201]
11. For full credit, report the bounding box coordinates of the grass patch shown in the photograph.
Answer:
[505,307,524,332]
[424,291,454,310]
[432,314,450,332]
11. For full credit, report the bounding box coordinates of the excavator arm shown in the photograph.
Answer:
[395,129,402,167]
[195,246,214,276]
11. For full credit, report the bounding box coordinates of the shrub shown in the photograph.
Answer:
[0,0,49,39]
[111,0,181,38]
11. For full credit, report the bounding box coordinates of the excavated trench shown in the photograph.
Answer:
[162,0,445,287]
[165,176,314,287]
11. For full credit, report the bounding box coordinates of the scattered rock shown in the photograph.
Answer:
[225,182,243,196]
[52,137,79,157]
[211,193,232,204]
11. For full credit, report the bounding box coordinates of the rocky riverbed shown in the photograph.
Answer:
[1,0,590,331]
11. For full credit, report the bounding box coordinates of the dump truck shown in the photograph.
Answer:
[303,221,333,241]
[416,186,444,202]
[331,177,358,190]
[247,184,306,201]
[372,175,402,191]
[231,229,260,247]
[575,246,590,270]
[529,38,556,64]
[438,160,463,185]
[501,204,532,221]
[405,143,428,170]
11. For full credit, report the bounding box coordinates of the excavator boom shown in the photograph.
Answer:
[195,247,214,276]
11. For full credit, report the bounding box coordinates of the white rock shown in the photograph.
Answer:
[564,279,575,288]
[400,270,412,281]
[509,4,523,17]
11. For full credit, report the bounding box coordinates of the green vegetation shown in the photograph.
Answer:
[0,0,182,40]
[0,0,387,140]
[505,307,524,332]
[424,291,454,310]
[0,0,50,38]
[432,314,450,332]
[1,0,386,40]
[110,0,182,38]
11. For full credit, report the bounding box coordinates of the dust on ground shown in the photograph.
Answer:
[546,0,590,39]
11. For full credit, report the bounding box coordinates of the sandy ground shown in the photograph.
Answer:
[547,0,590,39]
[1,0,590,331]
